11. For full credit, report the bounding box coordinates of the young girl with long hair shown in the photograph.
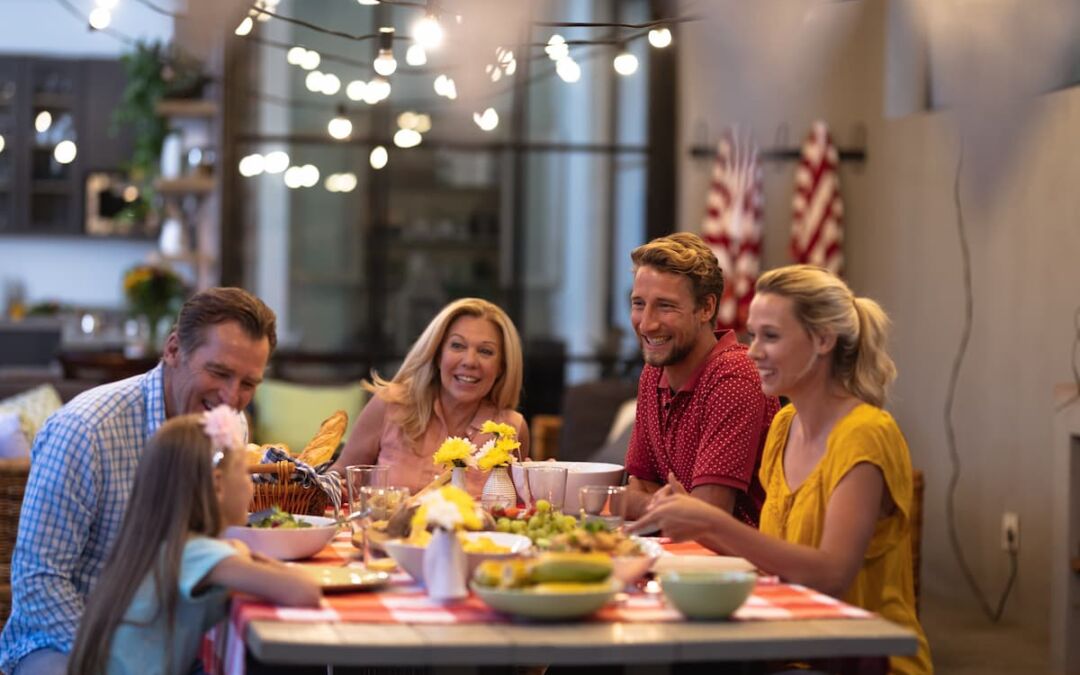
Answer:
[630,265,932,674]
[68,406,322,674]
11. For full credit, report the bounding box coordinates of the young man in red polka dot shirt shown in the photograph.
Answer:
[624,233,780,527]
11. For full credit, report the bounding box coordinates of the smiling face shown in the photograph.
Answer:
[630,265,716,369]
[215,448,253,529]
[162,321,270,418]
[746,292,827,398]
[437,315,503,409]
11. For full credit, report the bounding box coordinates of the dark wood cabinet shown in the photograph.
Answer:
[0,55,134,236]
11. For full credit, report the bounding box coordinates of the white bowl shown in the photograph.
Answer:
[224,515,338,561]
[612,537,663,584]
[511,461,625,514]
[384,531,531,584]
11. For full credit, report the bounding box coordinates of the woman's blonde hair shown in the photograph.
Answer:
[756,265,896,407]
[68,415,230,675]
[367,298,524,441]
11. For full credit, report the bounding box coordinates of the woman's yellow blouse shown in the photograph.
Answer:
[759,403,933,675]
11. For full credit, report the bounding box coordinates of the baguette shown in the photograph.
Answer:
[296,410,348,467]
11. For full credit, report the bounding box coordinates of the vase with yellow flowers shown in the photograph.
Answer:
[122,263,186,351]
[432,436,477,491]
[475,421,521,510]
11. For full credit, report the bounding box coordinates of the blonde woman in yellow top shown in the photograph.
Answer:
[630,265,931,675]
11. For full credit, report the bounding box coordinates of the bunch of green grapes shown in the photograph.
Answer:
[493,499,578,548]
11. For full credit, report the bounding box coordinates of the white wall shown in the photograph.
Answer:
[678,0,1079,648]
[0,0,173,308]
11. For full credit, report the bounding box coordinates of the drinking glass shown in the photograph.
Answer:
[579,485,627,530]
[524,465,568,512]
[350,485,409,568]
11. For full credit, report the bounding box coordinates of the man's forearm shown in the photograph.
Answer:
[624,477,660,520]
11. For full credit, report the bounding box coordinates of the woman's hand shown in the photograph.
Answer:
[629,489,731,543]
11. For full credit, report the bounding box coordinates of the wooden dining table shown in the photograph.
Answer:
[210,536,918,674]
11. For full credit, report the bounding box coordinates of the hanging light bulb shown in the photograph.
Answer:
[412,9,443,50]
[433,74,456,100]
[300,49,321,71]
[393,128,422,148]
[374,28,397,76]
[364,77,391,104]
[370,146,388,169]
[287,46,307,65]
[319,73,341,96]
[35,111,52,133]
[263,150,289,174]
[346,80,367,101]
[556,57,581,83]
[305,71,325,93]
[53,140,77,164]
[300,164,319,188]
[357,0,380,4]
[327,107,352,140]
[406,43,427,66]
[545,35,569,61]
[235,17,254,36]
[238,154,265,177]
[613,50,639,76]
[88,7,111,30]
[648,27,672,48]
[0,134,5,155]
[283,166,304,189]
[473,108,499,132]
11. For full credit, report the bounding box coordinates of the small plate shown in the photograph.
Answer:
[305,566,390,593]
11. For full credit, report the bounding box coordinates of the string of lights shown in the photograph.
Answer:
[247,6,410,42]
[51,0,135,43]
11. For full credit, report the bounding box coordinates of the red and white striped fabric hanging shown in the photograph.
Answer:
[790,121,844,274]
[700,129,764,332]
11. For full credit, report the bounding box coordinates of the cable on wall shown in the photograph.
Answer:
[943,139,1019,623]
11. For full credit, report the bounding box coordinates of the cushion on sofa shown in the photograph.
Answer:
[0,412,30,460]
[0,384,63,449]
[253,379,368,453]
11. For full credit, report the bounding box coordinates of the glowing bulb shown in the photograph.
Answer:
[397,111,417,130]
[305,71,325,93]
[238,153,265,177]
[415,114,431,133]
[433,75,456,100]
[545,35,569,61]
[95,0,118,8]
[300,50,321,71]
[412,14,443,49]
[613,51,639,76]
[406,44,427,66]
[300,164,319,187]
[357,0,379,4]
[0,134,6,154]
[287,47,306,65]
[319,73,341,95]
[346,80,367,101]
[648,27,672,48]
[123,185,139,201]
[283,166,304,189]
[374,50,397,76]
[370,146,388,169]
[473,108,499,131]
[53,140,77,164]
[263,151,289,174]
[235,17,254,36]
[327,115,352,140]
[34,111,52,133]
[556,58,581,83]
[88,7,111,30]
[393,128,421,149]
[337,173,357,192]
[364,77,391,104]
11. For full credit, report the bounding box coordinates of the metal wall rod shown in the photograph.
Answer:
[689,145,867,162]
[233,133,651,155]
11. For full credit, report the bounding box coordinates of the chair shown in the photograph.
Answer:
[911,469,924,615]
[0,458,30,627]
[529,379,638,462]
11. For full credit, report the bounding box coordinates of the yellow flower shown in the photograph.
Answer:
[410,485,482,532]
[481,420,517,439]
[475,437,518,471]
[433,436,476,468]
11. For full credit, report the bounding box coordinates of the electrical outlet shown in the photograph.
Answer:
[1001,512,1020,552]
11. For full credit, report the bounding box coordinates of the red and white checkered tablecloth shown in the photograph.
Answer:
[205,535,871,674]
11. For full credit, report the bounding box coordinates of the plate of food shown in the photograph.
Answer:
[542,521,663,583]
[224,507,338,561]
[383,530,531,584]
[304,566,391,593]
[470,552,622,620]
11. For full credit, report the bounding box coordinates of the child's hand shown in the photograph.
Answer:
[226,539,253,560]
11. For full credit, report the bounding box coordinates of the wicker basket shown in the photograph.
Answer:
[0,458,31,627]
[248,461,330,516]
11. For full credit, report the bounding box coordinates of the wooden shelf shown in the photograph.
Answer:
[156,99,219,119]
[154,175,214,195]
[32,93,74,108]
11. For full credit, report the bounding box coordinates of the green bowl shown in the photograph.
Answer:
[470,579,622,620]
[660,570,756,620]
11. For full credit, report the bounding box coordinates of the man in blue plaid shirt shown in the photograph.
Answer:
[0,287,277,675]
